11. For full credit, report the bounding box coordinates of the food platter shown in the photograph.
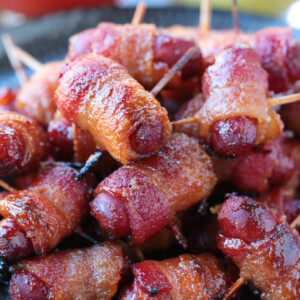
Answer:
[0,6,300,300]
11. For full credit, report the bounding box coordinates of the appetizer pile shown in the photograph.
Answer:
[0,7,300,300]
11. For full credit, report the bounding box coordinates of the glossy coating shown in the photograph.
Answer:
[10,242,127,300]
[91,133,217,244]
[218,195,300,299]
[259,187,300,223]
[218,195,277,243]
[10,269,48,300]
[55,53,172,164]
[0,112,46,176]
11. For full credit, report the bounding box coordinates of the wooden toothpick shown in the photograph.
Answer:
[268,92,300,107]
[224,276,246,299]
[0,179,17,193]
[150,46,199,97]
[199,0,211,33]
[75,151,102,181]
[172,117,198,126]
[172,93,300,126]
[131,2,147,25]
[291,215,300,230]
[232,0,240,33]
[1,33,27,85]
[14,46,42,71]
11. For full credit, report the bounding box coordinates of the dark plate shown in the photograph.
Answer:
[0,6,298,299]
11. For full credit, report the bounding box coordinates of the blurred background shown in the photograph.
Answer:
[0,0,299,28]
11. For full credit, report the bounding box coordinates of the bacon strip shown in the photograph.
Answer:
[0,164,95,261]
[168,26,300,92]
[218,195,300,299]
[121,253,229,299]
[54,54,172,164]
[91,133,216,244]
[68,22,202,90]
[0,112,46,176]
[9,242,128,300]
[195,45,282,156]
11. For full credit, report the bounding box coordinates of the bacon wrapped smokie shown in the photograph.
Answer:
[15,61,63,127]
[90,133,217,245]
[249,28,300,93]
[9,242,129,300]
[194,45,283,156]
[213,137,296,193]
[0,112,46,176]
[54,53,172,164]
[169,26,300,93]
[121,253,230,299]
[0,164,95,266]
[259,185,300,224]
[68,22,202,90]
[218,195,300,300]
[257,139,300,222]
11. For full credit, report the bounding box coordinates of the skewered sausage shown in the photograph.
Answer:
[9,242,129,300]
[68,22,202,90]
[195,45,282,156]
[90,133,217,244]
[218,195,300,299]
[0,164,95,265]
[54,53,172,164]
[0,112,46,176]
[121,253,230,299]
